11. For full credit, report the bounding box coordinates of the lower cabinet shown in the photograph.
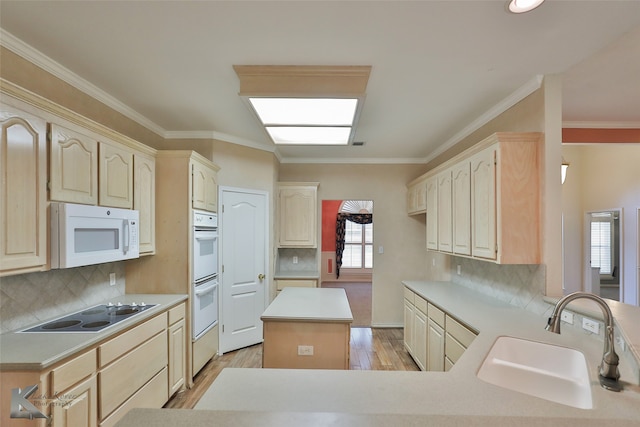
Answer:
[403,286,477,371]
[168,304,186,396]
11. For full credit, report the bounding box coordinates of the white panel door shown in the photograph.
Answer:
[220,188,268,353]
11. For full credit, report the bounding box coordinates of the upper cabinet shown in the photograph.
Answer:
[99,141,134,209]
[49,123,99,205]
[134,153,156,254]
[192,159,220,213]
[0,101,48,276]
[421,132,541,264]
[406,175,427,215]
[277,182,319,248]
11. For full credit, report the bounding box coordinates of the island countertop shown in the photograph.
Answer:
[261,287,353,323]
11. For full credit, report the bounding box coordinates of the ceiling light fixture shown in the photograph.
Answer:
[234,65,371,146]
[507,0,545,14]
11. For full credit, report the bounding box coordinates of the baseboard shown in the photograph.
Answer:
[370,322,403,328]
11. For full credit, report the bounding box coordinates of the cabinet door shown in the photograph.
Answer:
[51,375,98,427]
[403,299,415,354]
[49,123,99,204]
[427,318,445,372]
[168,319,185,396]
[437,170,452,252]
[0,104,47,274]
[425,175,438,250]
[452,161,471,256]
[413,308,427,371]
[470,146,497,259]
[134,153,156,254]
[204,167,218,212]
[278,186,317,247]
[192,162,207,210]
[99,142,133,208]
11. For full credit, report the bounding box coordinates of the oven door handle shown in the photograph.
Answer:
[194,282,218,296]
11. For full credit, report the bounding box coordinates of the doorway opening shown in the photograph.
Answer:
[586,209,622,301]
[321,200,373,327]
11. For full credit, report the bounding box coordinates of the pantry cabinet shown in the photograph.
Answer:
[49,123,99,205]
[277,182,319,248]
[421,132,541,264]
[99,141,134,209]
[0,101,47,276]
[192,159,219,213]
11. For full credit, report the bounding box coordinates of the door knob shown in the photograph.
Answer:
[258,274,265,281]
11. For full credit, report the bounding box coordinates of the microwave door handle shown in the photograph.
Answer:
[123,220,130,254]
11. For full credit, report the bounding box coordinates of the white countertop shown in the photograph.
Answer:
[0,293,187,370]
[194,281,640,422]
[261,287,353,322]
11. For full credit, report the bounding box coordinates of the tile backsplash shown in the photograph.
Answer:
[277,248,318,272]
[0,262,125,334]
[450,256,549,316]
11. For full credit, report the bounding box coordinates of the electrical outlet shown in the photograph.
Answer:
[109,272,116,286]
[297,345,314,356]
[456,265,461,275]
[561,311,574,325]
[616,336,626,352]
[378,246,384,254]
[582,317,600,334]
[293,256,298,264]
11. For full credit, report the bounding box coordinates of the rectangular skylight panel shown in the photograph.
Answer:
[265,126,352,145]
[249,98,358,126]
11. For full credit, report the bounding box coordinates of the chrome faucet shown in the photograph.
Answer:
[546,291,622,392]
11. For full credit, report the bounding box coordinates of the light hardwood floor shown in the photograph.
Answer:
[165,327,418,409]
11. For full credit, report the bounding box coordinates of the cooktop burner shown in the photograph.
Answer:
[20,302,158,333]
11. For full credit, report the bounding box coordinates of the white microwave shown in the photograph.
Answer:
[51,202,140,269]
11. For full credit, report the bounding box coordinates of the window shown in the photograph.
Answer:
[342,220,373,269]
[590,212,614,276]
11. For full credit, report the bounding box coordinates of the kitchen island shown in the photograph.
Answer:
[261,286,353,369]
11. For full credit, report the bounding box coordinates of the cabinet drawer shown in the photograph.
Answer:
[414,295,427,314]
[99,367,168,427]
[445,332,466,364]
[446,315,476,347]
[51,349,97,394]
[403,288,415,305]
[99,331,168,419]
[428,303,445,328]
[276,279,317,290]
[99,313,166,367]
[168,303,185,326]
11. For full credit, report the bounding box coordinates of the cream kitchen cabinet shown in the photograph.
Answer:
[403,285,477,372]
[436,170,453,253]
[425,175,438,250]
[406,175,427,215]
[133,153,156,254]
[99,141,134,209]
[51,349,98,427]
[168,303,186,396]
[422,132,541,264]
[277,182,319,248]
[0,101,47,276]
[192,159,220,213]
[49,123,99,205]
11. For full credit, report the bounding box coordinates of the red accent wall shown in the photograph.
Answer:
[322,200,342,251]
[562,128,640,143]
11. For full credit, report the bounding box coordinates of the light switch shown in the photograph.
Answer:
[378,246,384,254]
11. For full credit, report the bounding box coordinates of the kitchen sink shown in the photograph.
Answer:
[477,336,593,409]
[20,303,157,333]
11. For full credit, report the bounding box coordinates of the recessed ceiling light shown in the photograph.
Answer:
[249,98,358,126]
[507,0,545,14]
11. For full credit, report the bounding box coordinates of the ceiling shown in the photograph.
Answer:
[1,1,639,163]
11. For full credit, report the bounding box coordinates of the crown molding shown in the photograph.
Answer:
[1,28,167,137]
[422,75,544,164]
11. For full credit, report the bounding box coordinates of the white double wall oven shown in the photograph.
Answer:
[192,210,219,341]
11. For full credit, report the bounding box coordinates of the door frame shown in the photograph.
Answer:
[218,186,271,354]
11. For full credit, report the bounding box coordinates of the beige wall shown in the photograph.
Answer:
[563,144,640,305]
[279,163,428,326]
